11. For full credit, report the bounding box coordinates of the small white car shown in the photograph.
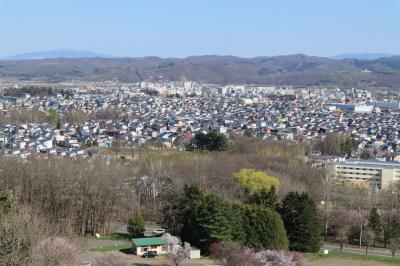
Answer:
[152,229,165,235]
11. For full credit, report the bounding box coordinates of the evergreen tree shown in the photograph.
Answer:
[192,132,230,151]
[245,186,278,209]
[242,205,288,250]
[205,132,229,151]
[279,192,321,252]
[179,186,205,248]
[127,214,145,237]
[194,132,208,151]
[368,207,382,246]
[47,108,57,126]
[196,193,236,253]
[230,204,246,242]
[160,190,183,235]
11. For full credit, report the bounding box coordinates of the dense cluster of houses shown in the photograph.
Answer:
[0,81,399,159]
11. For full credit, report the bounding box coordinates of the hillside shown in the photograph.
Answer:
[1,54,400,86]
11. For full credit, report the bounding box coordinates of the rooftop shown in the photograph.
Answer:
[131,236,181,247]
[336,159,400,169]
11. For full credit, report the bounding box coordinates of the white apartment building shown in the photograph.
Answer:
[334,159,400,189]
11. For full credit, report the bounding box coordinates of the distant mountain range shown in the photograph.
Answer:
[1,53,400,87]
[333,53,398,60]
[2,50,112,60]
[3,50,398,61]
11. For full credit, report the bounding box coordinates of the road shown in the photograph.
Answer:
[324,243,400,259]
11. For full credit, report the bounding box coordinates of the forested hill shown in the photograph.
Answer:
[1,54,400,87]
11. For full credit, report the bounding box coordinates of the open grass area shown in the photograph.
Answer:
[89,242,132,252]
[305,250,400,265]
[99,147,209,161]
[137,149,208,161]
[91,233,131,240]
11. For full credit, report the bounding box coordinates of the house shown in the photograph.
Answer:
[131,236,181,256]
[189,247,201,259]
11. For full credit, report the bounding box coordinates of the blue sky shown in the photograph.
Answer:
[0,0,399,58]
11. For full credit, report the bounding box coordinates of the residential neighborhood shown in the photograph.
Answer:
[0,82,399,164]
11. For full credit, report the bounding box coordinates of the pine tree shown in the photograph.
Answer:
[180,186,205,248]
[245,186,278,209]
[279,192,321,252]
[368,207,382,246]
[127,214,145,237]
[196,193,236,253]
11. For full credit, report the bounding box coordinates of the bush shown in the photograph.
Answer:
[127,214,145,237]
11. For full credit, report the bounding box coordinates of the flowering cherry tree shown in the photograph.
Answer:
[163,233,191,266]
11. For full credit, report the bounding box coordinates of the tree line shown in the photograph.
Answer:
[0,157,133,236]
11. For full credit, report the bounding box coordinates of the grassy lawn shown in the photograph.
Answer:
[99,147,208,161]
[91,233,131,240]
[89,242,132,252]
[305,250,400,265]
[139,149,208,160]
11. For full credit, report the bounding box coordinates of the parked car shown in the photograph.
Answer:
[152,228,165,235]
[142,251,157,258]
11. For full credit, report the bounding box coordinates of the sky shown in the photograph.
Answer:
[0,0,399,58]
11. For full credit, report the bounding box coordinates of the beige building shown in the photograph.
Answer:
[334,159,400,189]
[131,236,181,256]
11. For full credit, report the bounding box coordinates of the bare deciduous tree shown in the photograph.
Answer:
[336,224,349,252]
[30,237,78,266]
[389,238,399,258]
[0,207,48,266]
[363,228,375,255]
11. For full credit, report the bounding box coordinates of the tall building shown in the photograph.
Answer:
[334,159,400,189]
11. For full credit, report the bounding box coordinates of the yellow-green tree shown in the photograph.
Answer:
[233,168,280,192]
[47,109,57,126]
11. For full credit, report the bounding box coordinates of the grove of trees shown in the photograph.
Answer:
[161,185,289,254]
[190,131,230,151]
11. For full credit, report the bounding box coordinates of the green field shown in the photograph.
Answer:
[91,233,131,240]
[89,242,132,252]
[305,250,400,265]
